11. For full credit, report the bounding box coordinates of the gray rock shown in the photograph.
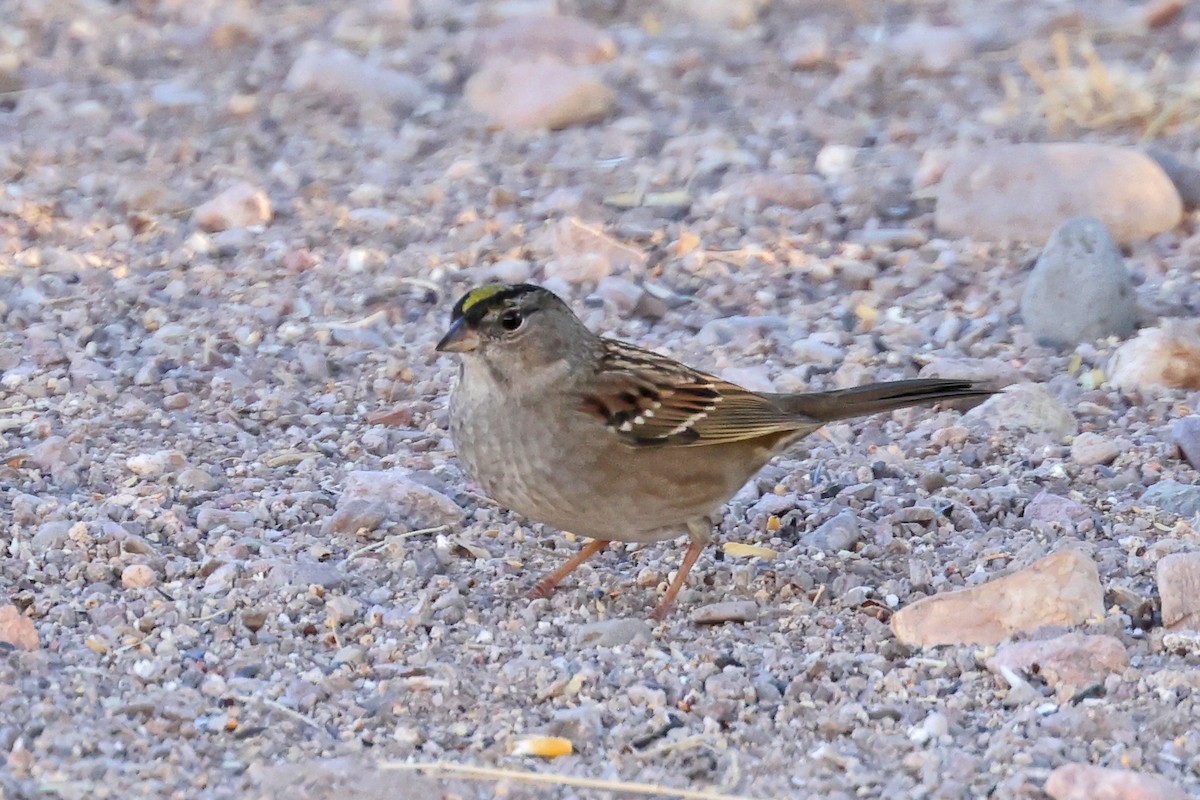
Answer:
[1141,480,1200,518]
[1019,217,1136,348]
[806,509,860,552]
[1172,416,1200,470]
[1145,147,1200,210]
[546,704,604,748]
[576,618,652,647]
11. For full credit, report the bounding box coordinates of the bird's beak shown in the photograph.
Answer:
[435,318,481,353]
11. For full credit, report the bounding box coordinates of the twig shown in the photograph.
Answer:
[235,694,325,733]
[0,403,40,414]
[380,762,766,800]
[341,525,449,565]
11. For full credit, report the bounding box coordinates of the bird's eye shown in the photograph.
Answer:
[499,309,524,331]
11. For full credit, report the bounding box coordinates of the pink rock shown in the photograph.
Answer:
[986,632,1127,700]
[891,548,1104,647]
[1108,320,1200,392]
[1023,491,1091,525]
[0,605,38,651]
[936,143,1182,245]
[1045,763,1187,800]
[193,182,272,232]
[1157,552,1200,630]
[469,16,617,65]
[465,58,614,130]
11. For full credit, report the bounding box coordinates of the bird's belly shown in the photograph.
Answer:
[452,399,763,542]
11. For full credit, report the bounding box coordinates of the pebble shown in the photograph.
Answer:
[885,24,973,75]
[1156,553,1200,630]
[727,172,827,210]
[806,509,861,553]
[0,605,39,651]
[891,548,1105,647]
[469,15,617,65]
[465,58,614,130]
[486,258,533,284]
[1045,763,1188,800]
[986,633,1127,700]
[935,143,1183,244]
[663,0,764,29]
[1069,432,1123,466]
[126,449,188,476]
[121,564,157,589]
[1019,217,1135,348]
[593,276,644,317]
[335,470,464,530]
[784,26,830,69]
[1108,321,1200,392]
[576,618,652,647]
[284,47,424,112]
[1023,492,1091,525]
[964,384,1077,438]
[193,182,272,232]
[544,218,645,282]
[1172,416,1200,469]
[691,600,758,624]
[1140,480,1200,518]
[321,498,390,536]
[196,507,255,533]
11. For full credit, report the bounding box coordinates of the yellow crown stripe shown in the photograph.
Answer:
[460,285,508,313]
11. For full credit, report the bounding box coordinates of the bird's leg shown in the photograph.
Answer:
[528,538,610,600]
[652,518,713,620]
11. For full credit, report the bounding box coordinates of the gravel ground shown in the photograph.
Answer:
[3,1,1200,798]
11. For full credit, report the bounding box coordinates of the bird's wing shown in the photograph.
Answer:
[578,339,816,448]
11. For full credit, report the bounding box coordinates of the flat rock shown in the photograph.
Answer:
[891,548,1104,647]
[1069,432,1123,466]
[337,470,465,531]
[1045,763,1188,800]
[1020,216,1135,348]
[0,604,39,650]
[465,58,614,130]
[1156,552,1200,630]
[1140,480,1200,518]
[284,47,424,112]
[917,357,1022,386]
[986,632,1127,700]
[1108,320,1200,392]
[1023,491,1091,525]
[935,143,1182,244]
[964,383,1077,438]
[576,618,652,647]
[193,182,272,232]
[468,16,617,65]
[1171,416,1200,469]
[692,600,758,624]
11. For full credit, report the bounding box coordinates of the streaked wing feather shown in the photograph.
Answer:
[580,339,812,447]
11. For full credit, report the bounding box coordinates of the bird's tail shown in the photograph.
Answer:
[774,379,994,423]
